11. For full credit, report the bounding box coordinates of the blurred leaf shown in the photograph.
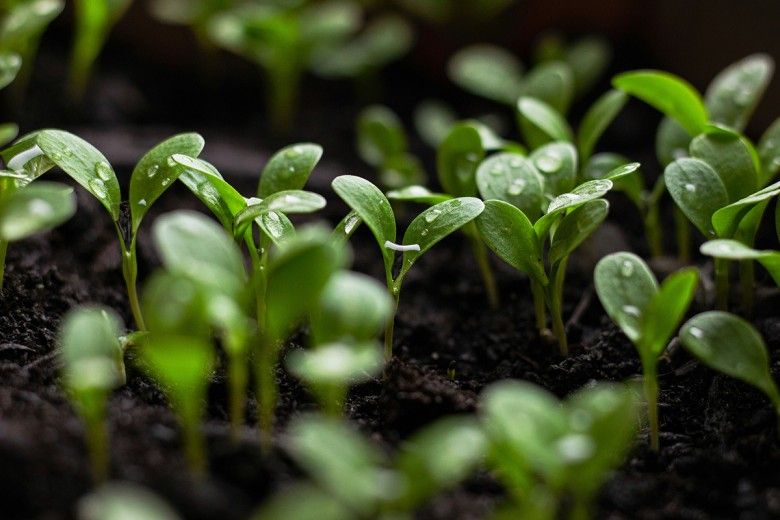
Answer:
[548,199,609,265]
[522,61,574,114]
[414,100,457,148]
[356,105,406,168]
[517,97,573,150]
[0,181,75,241]
[448,44,524,105]
[436,123,484,197]
[476,152,544,220]
[704,53,774,131]
[577,89,627,161]
[700,239,780,286]
[529,141,577,196]
[79,482,181,520]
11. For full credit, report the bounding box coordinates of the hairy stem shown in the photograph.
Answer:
[643,362,660,451]
[0,238,8,293]
[673,207,691,263]
[739,259,755,317]
[714,257,730,310]
[466,225,499,308]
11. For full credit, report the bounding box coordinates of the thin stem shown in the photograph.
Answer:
[568,499,591,520]
[256,335,276,453]
[549,259,569,357]
[182,411,207,477]
[643,362,660,451]
[120,237,145,331]
[228,352,248,440]
[0,238,8,293]
[530,279,548,335]
[267,59,301,134]
[465,224,499,309]
[714,257,730,310]
[673,207,691,263]
[739,259,754,317]
[643,202,664,259]
[84,408,109,484]
[384,289,400,360]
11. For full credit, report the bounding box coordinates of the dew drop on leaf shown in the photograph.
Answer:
[689,326,704,339]
[420,228,429,236]
[622,305,641,317]
[28,199,52,218]
[555,434,595,463]
[620,260,634,277]
[88,178,107,198]
[146,164,159,178]
[684,183,696,193]
[95,161,113,182]
[507,178,526,195]
[425,208,442,223]
[137,199,147,207]
[535,152,562,173]
[344,213,360,234]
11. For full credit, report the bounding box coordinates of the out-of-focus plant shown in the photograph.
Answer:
[59,305,125,483]
[594,252,698,450]
[254,413,486,519]
[79,482,182,520]
[397,0,514,24]
[69,0,132,99]
[480,380,640,519]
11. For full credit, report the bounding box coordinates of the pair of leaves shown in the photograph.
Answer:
[594,252,698,360]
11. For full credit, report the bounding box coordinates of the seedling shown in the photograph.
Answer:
[700,240,780,289]
[331,174,484,358]
[286,271,392,415]
[680,311,780,420]
[256,413,485,519]
[68,0,132,99]
[594,252,699,450]
[59,305,124,483]
[480,380,639,519]
[476,170,635,355]
[79,483,181,520]
[9,130,207,329]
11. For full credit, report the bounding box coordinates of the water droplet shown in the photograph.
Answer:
[620,260,635,277]
[285,146,301,158]
[137,198,147,207]
[287,165,295,174]
[263,212,283,238]
[684,183,696,193]
[420,228,429,237]
[344,214,360,234]
[28,199,52,218]
[50,151,63,161]
[507,178,526,196]
[88,179,107,198]
[509,157,523,168]
[95,161,113,181]
[672,148,687,160]
[734,87,752,106]
[284,194,301,205]
[689,326,704,339]
[425,208,442,223]
[450,199,462,208]
[556,434,595,463]
[535,152,562,173]
[146,164,159,178]
[622,305,641,317]
[465,152,478,162]
[161,178,171,187]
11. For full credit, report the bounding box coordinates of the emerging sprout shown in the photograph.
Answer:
[59,305,124,483]
[480,380,639,519]
[332,174,484,358]
[594,252,699,450]
[680,311,780,419]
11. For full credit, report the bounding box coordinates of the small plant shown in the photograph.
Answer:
[256,413,486,519]
[480,379,639,519]
[680,311,780,419]
[476,168,636,355]
[79,482,181,520]
[332,174,484,358]
[58,305,124,483]
[68,0,132,99]
[594,252,699,450]
[286,270,392,415]
[699,239,780,289]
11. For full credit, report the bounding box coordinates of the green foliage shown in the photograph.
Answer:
[700,240,780,287]
[680,311,780,415]
[0,180,75,241]
[594,252,698,449]
[79,483,181,520]
[480,380,639,518]
[448,44,524,105]
[59,305,124,482]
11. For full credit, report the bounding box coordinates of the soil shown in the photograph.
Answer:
[1,34,779,520]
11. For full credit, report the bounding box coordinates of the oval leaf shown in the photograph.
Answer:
[436,123,484,197]
[0,181,76,241]
[689,131,758,202]
[548,199,609,265]
[705,54,774,132]
[259,143,323,197]
[639,267,699,356]
[522,61,574,114]
[529,141,578,197]
[448,45,524,105]
[234,190,326,236]
[476,153,544,219]
[700,239,780,287]
[664,158,728,237]
[577,89,627,161]
[517,97,573,150]
[356,106,406,167]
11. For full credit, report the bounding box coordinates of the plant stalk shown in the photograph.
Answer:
[549,259,569,357]
[673,207,691,263]
[384,289,400,360]
[531,279,547,335]
[182,411,207,477]
[714,257,730,310]
[228,352,248,440]
[643,362,660,451]
[120,237,145,331]
[466,225,499,309]
[84,409,109,484]
[643,203,664,259]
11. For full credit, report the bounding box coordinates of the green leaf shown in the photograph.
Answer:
[639,267,699,356]
[704,54,774,132]
[613,70,708,136]
[436,123,484,197]
[680,312,780,408]
[711,180,780,238]
[522,61,574,114]
[259,143,323,197]
[36,129,121,220]
[549,199,609,265]
[758,117,780,182]
[398,197,484,280]
[655,117,691,167]
[534,179,613,238]
[379,152,426,189]
[79,483,181,520]
[583,154,643,207]
[0,123,19,148]
[311,271,393,344]
[287,342,383,386]
[564,36,611,96]
[152,210,247,298]
[0,53,21,90]
[142,272,212,338]
[0,0,63,49]
[577,89,628,161]
[0,181,75,241]
[448,44,524,105]
[257,211,296,246]
[594,252,658,343]
[700,240,780,287]
[689,131,758,202]
[356,105,406,167]
[253,484,355,520]
[386,185,452,205]
[475,152,544,219]
[476,199,546,284]
[664,158,728,237]
[414,100,457,148]
[529,141,578,197]
[129,133,205,234]
[265,228,345,343]
[234,190,326,236]
[332,175,396,277]
[517,97,573,150]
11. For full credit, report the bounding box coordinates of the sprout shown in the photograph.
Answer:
[79,482,181,520]
[595,252,699,450]
[680,312,780,420]
[69,0,132,99]
[59,305,124,483]
[480,380,639,519]
[332,174,484,358]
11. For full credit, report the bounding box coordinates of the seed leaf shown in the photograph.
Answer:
[414,100,457,148]
[36,129,121,220]
[680,312,780,407]
[664,158,728,237]
[356,106,406,167]
[0,181,75,241]
[689,131,758,202]
[655,117,691,166]
[613,70,708,136]
[705,54,774,132]
[129,133,205,233]
[257,211,296,246]
[436,123,484,197]
[639,267,699,356]
[254,483,353,520]
[448,45,524,105]
[522,61,574,114]
[142,272,212,337]
[711,180,780,238]
[577,89,628,161]
[399,197,484,278]
[78,483,181,520]
[259,143,323,197]
[476,153,544,219]
[549,199,609,265]
[386,185,451,205]
[0,123,18,148]
[60,305,124,392]
[517,97,573,149]
[234,190,326,236]
[529,141,577,197]
[758,117,780,182]
[594,252,658,343]
[565,37,611,96]
[0,52,21,90]
[534,179,613,238]
[332,175,396,276]
[476,199,546,284]
[700,240,780,286]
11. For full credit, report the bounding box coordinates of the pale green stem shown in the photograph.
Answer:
[643,361,660,451]
[182,409,207,477]
[84,407,109,484]
[673,207,691,263]
[120,238,145,331]
[384,289,400,360]
[549,258,569,357]
[465,223,499,308]
[228,351,248,440]
[643,202,664,259]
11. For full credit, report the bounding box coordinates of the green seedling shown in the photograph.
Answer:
[8,130,207,329]
[332,174,484,358]
[680,311,780,420]
[69,0,132,99]
[79,482,181,520]
[481,380,639,520]
[700,239,780,289]
[0,0,63,95]
[594,252,698,450]
[255,413,485,519]
[413,99,458,148]
[59,305,124,483]
[476,168,636,355]
[287,271,392,415]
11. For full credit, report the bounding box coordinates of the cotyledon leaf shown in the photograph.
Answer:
[700,239,780,286]
[664,158,728,238]
[534,178,613,238]
[704,53,774,132]
[711,180,780,238]
[0,181,76,241]
[475,153,544,219]
[259,143,323,197]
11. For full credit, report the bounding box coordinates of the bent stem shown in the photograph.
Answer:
[465,224,499,308]
[0,239,7,293]
[714,257,730,310]
[643,361,659,451]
